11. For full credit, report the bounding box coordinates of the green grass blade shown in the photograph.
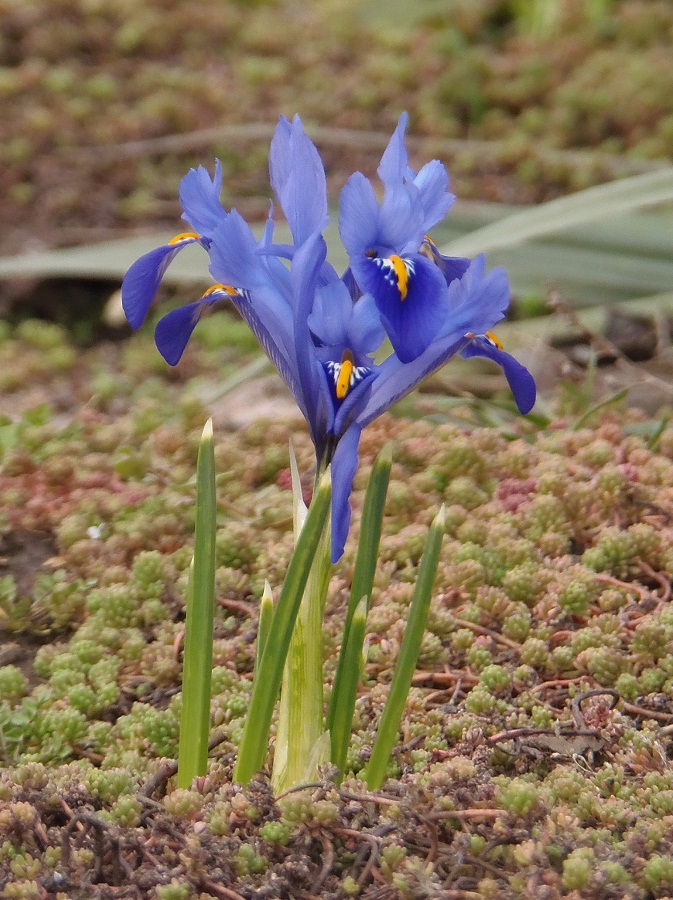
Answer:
[233,470,332,785]
[444,167,673,258]
[364,506,446,791]
[327,443,392,766]
[177,419,217,788]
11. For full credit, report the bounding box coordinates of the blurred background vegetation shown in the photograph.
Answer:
[1,0,672,253]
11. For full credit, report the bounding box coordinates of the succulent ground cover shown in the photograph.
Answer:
[1,316,673,898]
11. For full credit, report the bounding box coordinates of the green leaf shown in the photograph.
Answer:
[364,506,446,791]
[327,443,392,778]
[233,469,332,785]
[443,167,673,257]
[177,419,217,789]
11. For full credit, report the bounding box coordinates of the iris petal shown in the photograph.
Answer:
[435,256,509,340]
[357,257,517,425]
[155,300,205,365]
[413,160,454,229]
[355,253,449,363]
[208,213,308,420]
[347,294,386,359]
[330,423,362,563]
[179,161,226,238]
[377,112,411,186]
[307,280,353,348]
[291,231,330,444]
[269,115,328,246]
[121,237,200,330]
[461,338,537,414]
[422,239,471,287]
[339,173,381,259]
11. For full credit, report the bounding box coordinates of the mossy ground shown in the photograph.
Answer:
[1,315,673,898]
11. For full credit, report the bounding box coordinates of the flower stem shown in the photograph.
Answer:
[177,419,217,789]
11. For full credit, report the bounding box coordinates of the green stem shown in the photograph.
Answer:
[177,419,217,789]
[364,505,446,791]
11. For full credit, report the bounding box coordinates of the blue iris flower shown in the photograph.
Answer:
[121,113,536,562]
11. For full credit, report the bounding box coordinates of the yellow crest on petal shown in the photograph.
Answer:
[168,231,200,244]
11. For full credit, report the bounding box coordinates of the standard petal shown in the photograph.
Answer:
[209,210,290,295]
[330,423,362,563]
[378,183,426,255]
[413,159,454,230]
[340,175,424,262]
[307,279,353,348]
[347,294,386,360]
[461,338,537,414]
[269,115,328,246]
[179,161,227,238]
[121,236,200,330]
[355,253,449,363]
[339,173,381,259]
[377,112,410,186]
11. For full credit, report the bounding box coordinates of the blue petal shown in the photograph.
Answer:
[355,253,449,363]
[339,173,381,259]
[461,338,537,414]
[435,256,509,340]
[330,423,362,563]
[347,294,386,360]
[308,284,384,366]
[179,162,227,238]
[378,114,454,234]
[308,279,353,348]
[208,214,307,418]
[155,300,205,365]
[332,370,377,437]
[209,210,290,296]
[121,237,200,330]
[269,115,328,246]
[356,257,513,425]
[154,287,237,365]
[422,239,471,286]
[291,231,330,444]
[378,183,426,255]
[358,333,465,428]
[413,159,454,230]
[377,112,411,186]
